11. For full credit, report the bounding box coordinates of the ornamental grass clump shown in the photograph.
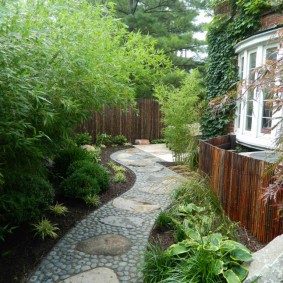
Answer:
[32,218,59,240]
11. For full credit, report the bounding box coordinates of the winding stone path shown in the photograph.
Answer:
[28,147,184,283]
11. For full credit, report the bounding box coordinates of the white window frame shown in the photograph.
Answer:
[234,28,283,149]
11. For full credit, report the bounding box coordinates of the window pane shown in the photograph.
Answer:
[262,117,272,129]
[249,52,256,81]
[247,101,253,116]
[263,101,272,117]
[266,47,277,61]
[246,116,252,131]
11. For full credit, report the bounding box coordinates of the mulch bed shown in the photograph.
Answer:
[0,145,136,283]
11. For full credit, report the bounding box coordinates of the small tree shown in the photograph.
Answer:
[155,69,205,164]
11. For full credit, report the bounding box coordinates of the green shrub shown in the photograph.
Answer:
[32,218,59,240]
[53,146,92,178]
[82,146,101,163]
[67,160,110,191]
[112,134,127,145]
[74,132,92,146]
[96,133,113,146]
[60,171,101,200]
[0,175,55,224]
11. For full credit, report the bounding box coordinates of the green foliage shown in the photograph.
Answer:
[151,138,167,144]
[155,211,173,229]
[96,133,113,146]
[49,203,69,216]
[112,172,127,183]
[83,194,101,206]
[0,175,54,224]
[155,69,205,162]
[74,133,92,146]
[60,171,101,201]
[143,244,175,283]
[0,0,171,221]
[143,174,249,283]
[53,146,93,178]
[32,218,59,240]
[67,160,110,191]
[165,232,251,283]
[112,135,128,145]
[108,0,206,74]
[108,161,126,173]
[0,225,17,242]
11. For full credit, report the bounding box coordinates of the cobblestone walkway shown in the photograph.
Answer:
[28,148,183,283]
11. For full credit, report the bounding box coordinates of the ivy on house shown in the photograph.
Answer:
[201,0,282,138]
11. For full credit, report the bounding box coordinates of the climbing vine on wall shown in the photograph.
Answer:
[201,0,282,138]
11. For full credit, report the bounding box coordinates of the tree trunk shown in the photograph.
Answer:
[129,0,134,14]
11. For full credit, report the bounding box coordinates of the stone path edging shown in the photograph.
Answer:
[28,148,184,283]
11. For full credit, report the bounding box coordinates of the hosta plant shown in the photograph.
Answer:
[166,230,252,283]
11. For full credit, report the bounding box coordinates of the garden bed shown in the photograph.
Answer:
[0,145,136,283]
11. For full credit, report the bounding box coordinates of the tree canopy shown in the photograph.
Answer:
[94,0,207,71]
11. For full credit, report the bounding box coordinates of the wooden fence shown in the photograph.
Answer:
[199,135,283,243]
[78,99,164,143]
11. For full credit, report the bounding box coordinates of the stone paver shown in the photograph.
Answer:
[28,146,183,283]
[60,268,119,283]
[76,234,132,256]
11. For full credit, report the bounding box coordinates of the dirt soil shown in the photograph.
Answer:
[0,145,136,283]
[0,148,265,283]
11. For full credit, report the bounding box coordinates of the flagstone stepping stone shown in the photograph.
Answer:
[136,166,164,173]
[146,175,169,182]
[76,234,131,256]
[138,184,175,195]
[60,267,119,283]
[112,196,160,213]
[100,216,144,228]
[115,153,133,159]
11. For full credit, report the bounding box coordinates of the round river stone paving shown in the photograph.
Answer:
[112,196,160,213]
[100,216,144,228]
[76,234,131,256]
[60,267,119,283]
[123,160,154,167]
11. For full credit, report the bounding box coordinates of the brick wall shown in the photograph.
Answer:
[260,12,283,31]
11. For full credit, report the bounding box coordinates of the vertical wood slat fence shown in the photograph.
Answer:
[199,135,283,243]
[78,99,164,143]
